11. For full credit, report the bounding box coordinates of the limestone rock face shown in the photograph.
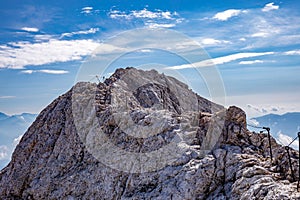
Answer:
[0,68,299,199]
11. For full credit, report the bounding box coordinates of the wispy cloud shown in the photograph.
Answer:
[0,135,24,162]
[200,38,230,46]
[0,39,100,69]
[284,50,300,55]
[213,9,247,21]
[133,9,173,19]
[239,60,264,65]
[60,28,99,38]
[262,2,279,12]
[278,132,299,149]
[243,21,298,49]
[0,96,16,99]
[21,27,39,33]
[144,23,176,28]
[247,104,268,114]
[168,52,274,69]
[192,4,299,52]
[81,6,93,14]
[0,145,8,160]
[244,104,296,118]
[109,8,176,20]
[21,69,69,75]
[13,135,23,146]
[251,32,269,38]
[109,10,130,19]
[138,49,154,53]
[108,8,183,28]
[33,34,53,42]
[248,118,260,126]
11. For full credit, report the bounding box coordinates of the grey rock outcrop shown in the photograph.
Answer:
[0,68,299,199]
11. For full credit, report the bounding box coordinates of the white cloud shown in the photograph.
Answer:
[34,34,53,42]
[0,39,100,69]
[0,136,23,162]
[247,104,268,114]
[61,28,99,38]
[81,6,93,14]
[21,69,69,75]
[211,52,273,65]
[200,38,230,46]
[110,8,176,20]
[245,104,294,118]
[213,9,246,21]
[0,96,16,99]
[21,70,34,74]
[92,43,128,55]
[13,135,23,146]
[248,118,260,126]
[239,60,264,65]
[251,32,269,38]
[145,23,176,28]
[138,49,154,53]
[278,133,292,145]
[262,2,279,12]
[109,10,131,19]
[108,8,184,25]
[39,70,69,74]
[133,9,173,19]
[21,27,39,33]
[108,9,184,29]
[0,145,8,160]
[284,50,300,55]
[278,132,299,149]
[168,52,274,69]
[227,93,300,119]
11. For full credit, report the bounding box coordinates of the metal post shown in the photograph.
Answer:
[263,127,273,163]
[285,146,295,182]
[297,132,300,191]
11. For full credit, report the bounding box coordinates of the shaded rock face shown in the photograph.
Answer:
[0,68,300,199]
[133,83,181,114]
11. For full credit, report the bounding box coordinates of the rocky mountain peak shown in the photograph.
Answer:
[0,67,299,199]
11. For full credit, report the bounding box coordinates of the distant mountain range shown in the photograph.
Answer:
[0,112,9,121]
[249,112,300,149]
[0,112,37,169]
[251,112,300,136]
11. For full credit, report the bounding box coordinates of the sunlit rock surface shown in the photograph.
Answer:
[0,68,299,199]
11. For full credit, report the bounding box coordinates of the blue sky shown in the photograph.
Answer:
[0,0,300,118]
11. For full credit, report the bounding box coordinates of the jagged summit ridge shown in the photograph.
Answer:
[0,67,299,199]
[72,67,224,173]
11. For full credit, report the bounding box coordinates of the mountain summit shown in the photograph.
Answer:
[0,68,299,199]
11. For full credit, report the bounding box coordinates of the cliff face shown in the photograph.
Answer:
[0,68,299,199]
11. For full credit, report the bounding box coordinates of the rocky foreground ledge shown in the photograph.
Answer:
[0,68,299,199]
